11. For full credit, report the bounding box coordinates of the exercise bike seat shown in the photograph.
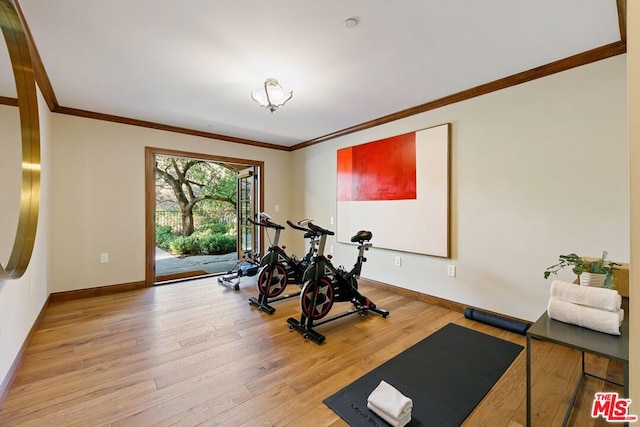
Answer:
[351,230,372,243]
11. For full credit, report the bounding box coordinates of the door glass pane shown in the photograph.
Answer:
[237,168,255,254]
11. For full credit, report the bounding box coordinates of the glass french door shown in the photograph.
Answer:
[237,167,259,256]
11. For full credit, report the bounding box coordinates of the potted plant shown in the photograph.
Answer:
[543,250,620,288]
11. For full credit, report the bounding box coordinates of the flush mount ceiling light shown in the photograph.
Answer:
[251,78,293,113]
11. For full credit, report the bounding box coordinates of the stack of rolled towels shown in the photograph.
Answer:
[367,380,413,427]
[547,280,624,335]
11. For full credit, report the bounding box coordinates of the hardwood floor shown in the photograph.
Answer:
[0,277,623,426]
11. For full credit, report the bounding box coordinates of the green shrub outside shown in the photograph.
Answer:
[155,225,175,247]
[200,234,237,254]
[168,236,198,254]
[198,218,231,235]
[156,224,236,256]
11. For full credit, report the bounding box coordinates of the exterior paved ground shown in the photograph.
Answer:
[155,247,240,276]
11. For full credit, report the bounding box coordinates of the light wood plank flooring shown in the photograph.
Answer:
[0,277,623,426]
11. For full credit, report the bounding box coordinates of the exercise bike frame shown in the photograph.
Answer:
[287,223,389,344]
[248,214,316,314]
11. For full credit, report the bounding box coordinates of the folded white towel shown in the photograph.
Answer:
[550,280,621,312]
[367,380,412,427]
[547,297,623,335]
[367,402,412,427]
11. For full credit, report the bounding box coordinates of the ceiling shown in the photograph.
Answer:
[1,0,625,149]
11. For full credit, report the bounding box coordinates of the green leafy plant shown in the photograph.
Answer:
[543,250,620,288]
[198,218,233,235]
[158,227,237,256]
[155,225,176,247]
[200,234,237,254]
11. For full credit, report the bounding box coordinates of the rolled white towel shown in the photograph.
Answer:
[367,380,412,427]
[547,297,622,335]
[550,280,621,312]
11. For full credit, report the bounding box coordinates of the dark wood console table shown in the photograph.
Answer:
[526,299,629,426]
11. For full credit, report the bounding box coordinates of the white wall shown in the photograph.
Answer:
[0,89,52,389]
[292,56,629,321]
[49,115,292,292]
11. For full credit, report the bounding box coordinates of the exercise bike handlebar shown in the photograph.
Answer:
[287,219,319,240]
[308,222,335,236]
[286,219,313,232]
[247,216,285,230]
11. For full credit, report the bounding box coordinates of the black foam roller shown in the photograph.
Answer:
[464,308,531,335]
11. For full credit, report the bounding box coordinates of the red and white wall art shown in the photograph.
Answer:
[337,123,450,257]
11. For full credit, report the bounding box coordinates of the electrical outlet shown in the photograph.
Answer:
[100,253,109,263]
[447,265,456,277]
[330,245,334,254]
[275,204,280,212]
[394,256,402,267]
[330,216,335,225]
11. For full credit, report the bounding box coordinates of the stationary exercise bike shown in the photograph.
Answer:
[287,222,389,344]
[248,213,317,314]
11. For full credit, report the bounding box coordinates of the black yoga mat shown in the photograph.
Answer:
[324,323,523,427]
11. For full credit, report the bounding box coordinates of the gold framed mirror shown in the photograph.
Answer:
[0,0,40,280]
